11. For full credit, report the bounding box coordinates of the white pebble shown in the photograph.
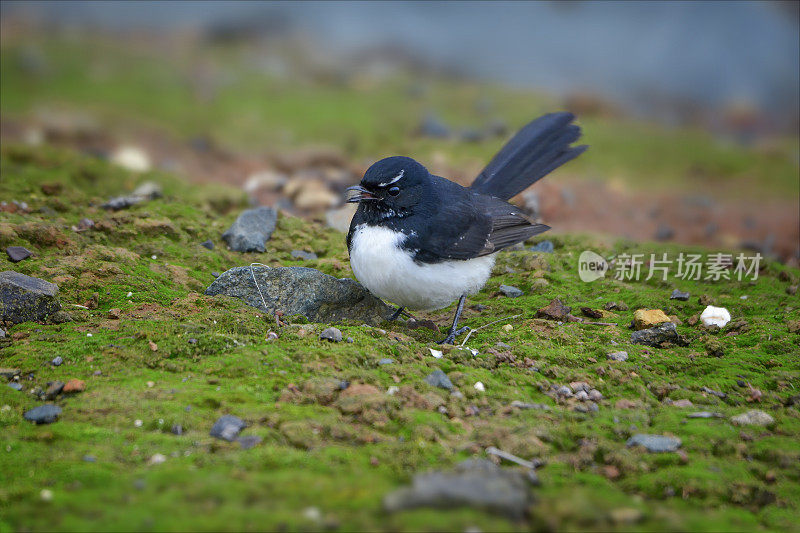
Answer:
[151,255,157,260]
[134,419,143,427]
[429,348,443,359]
[148,453,167,465]
[146,381,154,388]
[387,386,399,395]
[126,292,133,298]
[502,324,513,332]
[700,305,731,328]
[111,145,151,172]
[86,333,92,337]
[474,381,485,392]
[740,295,748,300]
[303,507,322,522]
[40,489,53,501]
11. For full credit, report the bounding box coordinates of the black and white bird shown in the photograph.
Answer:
[346,112,586,343]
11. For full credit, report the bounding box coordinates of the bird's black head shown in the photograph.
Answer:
[345,156,429,217]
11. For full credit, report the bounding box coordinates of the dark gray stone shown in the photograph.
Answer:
[6,247,32,263]
[424,369,453,391]
[209,415,246,441]
[102,182,162,211]
[319,327,343,342]
[51,356,63,366]
[171,424,183,435]
[529,240,554,253]
[631,322,689,347]
[205,266,392,325]
[498,285,523,298]
[0,271,61,324]
[24,404,62,424]
[200,240,214,250]
[45,381,64,400]
[383,459,531,518]
[670,289,690,301]
[221,207,277,253]
[291,250,318,261]
[626,434,682,452]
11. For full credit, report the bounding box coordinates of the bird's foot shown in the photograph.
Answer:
[437,326,470,345]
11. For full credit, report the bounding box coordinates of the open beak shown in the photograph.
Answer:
[345,185,377,203]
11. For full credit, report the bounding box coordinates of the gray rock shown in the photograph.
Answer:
[419,113,450,138]
[498,285,523,298]
[209,415,247,441]
[631,322,689,347]
[6,246,32,263]
[687,411,724,419]
[510,401,550,410]
[0,328,5,338]
[170,424,183,435]
[701,386,727,399]
[221,207,277,253]
[626,434,682,452]
[7,382,23,391]
[424,369,454,391]
[205,266,391,324]
[45,381,64,400]
[670,289,690,301]
[24,404,62,424]
[200,240,214,250]
[102,182,162,210]
[319,327,343,342]
[0,271,61,324]
[607,351,628,362]
[291,250,318,261]
[730,409,774,427]
[529,240,554,253]
[51,356,63,366]
[378,358,394,366]
[237,435,262,450]
[383,459,531,518]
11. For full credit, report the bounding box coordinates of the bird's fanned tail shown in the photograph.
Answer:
[470,112,587,201]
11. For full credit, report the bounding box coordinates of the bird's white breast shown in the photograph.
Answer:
[348,224,495,311]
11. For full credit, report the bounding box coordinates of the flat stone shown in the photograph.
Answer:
[510,401,551,410]
[24,404,62,424]
[631,322,689,347]
[383,459,531,519]
[205,266,391,324]
[6,246,32,263]
[200,240,214,250]
[209,415,247,441]
[221,207,277,253]
[62,379,85,393]
[730,409,774,427]
[498,285,523,298]
[633,309,671,330]
[536,298,571,320]
[378,358,394,365]
[424,369,454,391]
[626,434,681,452]
[7,382,23,391]
[237,435,262,450]
[670,289,690,301]
[0,271,61,324]
[291,250,318,261]
[319,327,343,342]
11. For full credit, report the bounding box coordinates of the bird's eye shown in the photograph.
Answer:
[388,186,400,197]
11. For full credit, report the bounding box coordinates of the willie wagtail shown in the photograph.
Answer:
[346,112,586,344]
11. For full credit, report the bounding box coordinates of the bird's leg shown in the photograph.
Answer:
[438,294,470,344]
[387,306,406,321]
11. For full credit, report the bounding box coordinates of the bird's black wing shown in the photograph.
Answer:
[410,178,549,262]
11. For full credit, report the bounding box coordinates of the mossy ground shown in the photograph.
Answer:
[1,146,798,531]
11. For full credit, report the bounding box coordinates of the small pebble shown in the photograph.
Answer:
[498,284,523,298]
[474,381,485,392]
[502,324,513,332]
[134,419,143,427]
[200,240,214,250]
[607,351,628,362]
[378,358,394,365]
[148,453,167,465]
[40,489,53,502]
[51,356,63,366]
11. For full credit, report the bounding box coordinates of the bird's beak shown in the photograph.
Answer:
[345,185,377,203]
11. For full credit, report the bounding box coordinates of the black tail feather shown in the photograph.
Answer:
[470,112,587,200]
